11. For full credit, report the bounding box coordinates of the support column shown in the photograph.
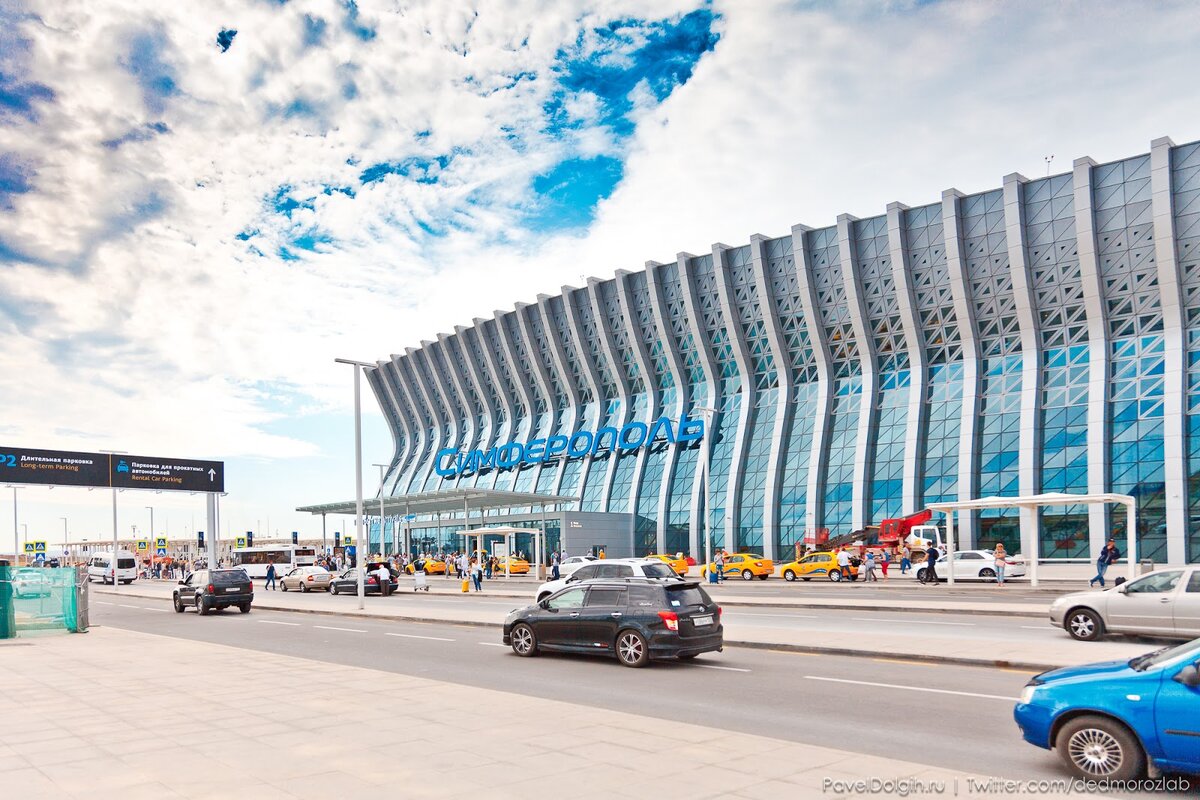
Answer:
[408,347,450,494]
[679,253,721,556]
[515,303,560,494]
[1073,157,1111,560]
[391,355,428,496]
[711,244,755,553]
[473,318,520,491]
[751,235,792,562]
[1003,173,1042,563]
[791,225,834,536]
[838,214,874,532]
[888,202,926,517]
[1150,136,1188,566]
[437,334,480,487]
[457,326,502,490]
[645,262,688,553]
[615,270,658,546]
[423,340,464,489]
[943,189,982,549]
[561,288,605,510]
[537,296,582,496]
[587,279,632,512]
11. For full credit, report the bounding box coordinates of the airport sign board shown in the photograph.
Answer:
[0,447,224,493]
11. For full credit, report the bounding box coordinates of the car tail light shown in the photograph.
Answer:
[367,576,377,584]
[306,575,313,581]
[1005,559,1017,565]
[657,611,679,631]
[206,584,214,593]
[754,562,763,567]
[717,606,723,618]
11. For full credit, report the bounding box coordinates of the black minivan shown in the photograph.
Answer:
[503,579,722,667]
[174,569,254,615]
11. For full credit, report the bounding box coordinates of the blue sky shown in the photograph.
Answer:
[2,0,1199,546]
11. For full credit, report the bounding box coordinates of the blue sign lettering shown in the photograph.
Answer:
[434,415,705,478]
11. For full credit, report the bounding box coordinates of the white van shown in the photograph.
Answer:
[87,550,138,585]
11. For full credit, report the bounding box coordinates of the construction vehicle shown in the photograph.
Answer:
[825,510,948,562]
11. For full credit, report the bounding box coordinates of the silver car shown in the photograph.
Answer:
[1049,567,1200,641]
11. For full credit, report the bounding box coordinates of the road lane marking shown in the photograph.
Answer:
[386,633,455,642]
[257,620,300,626]
[315,625,367,633]
[1020,625,1052,630]
[141,607,169,612]
[118,604,141,609]
[872,658,940,667]
[804,675,1016,701]
[95,601,113,605]
[851,617,974,626]
[734,612,819,619]
[478,642,506,647]
[691,664,751,673]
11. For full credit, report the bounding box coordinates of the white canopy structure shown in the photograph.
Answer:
[924,493,1137,587]
[456,525,546,580]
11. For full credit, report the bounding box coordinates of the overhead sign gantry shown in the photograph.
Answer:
[0,446,224,492]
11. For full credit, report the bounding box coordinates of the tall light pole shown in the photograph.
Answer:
[10,486,23,565]
[693,407,717,573]
[372,463,388,557]
[21,523,28,563]
[146,506,154,576]
[100,450,126,590]
[59,517,67,563]
[336,357,375,611]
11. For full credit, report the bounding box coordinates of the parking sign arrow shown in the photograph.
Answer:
[208,468,216,481]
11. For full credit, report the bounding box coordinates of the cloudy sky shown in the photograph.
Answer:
[3,0,1199,548]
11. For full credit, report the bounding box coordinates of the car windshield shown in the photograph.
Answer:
[640,563,676,578]
[1129,637,1200,672]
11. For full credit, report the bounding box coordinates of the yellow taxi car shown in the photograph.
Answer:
[700,553,774,581]
[494,556,530,574]
[646,553,689,576]
[406,557,447,575]
[778,551,857,582]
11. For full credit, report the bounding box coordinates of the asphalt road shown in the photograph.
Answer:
[92,600,1067,781]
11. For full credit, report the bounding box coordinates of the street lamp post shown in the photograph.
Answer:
[693,407,717,576]
[100,450,126,590]
[336,358,375,611]
[10,486,23,565]
[372,463,388,557]
[146,506,154,578]
[59,517,67,563]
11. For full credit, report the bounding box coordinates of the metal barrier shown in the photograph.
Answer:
[0,565,84,638]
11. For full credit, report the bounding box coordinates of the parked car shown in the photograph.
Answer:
[174,569,253,614]
[87,550,138,585]
[700,553,774,581]
[1049,567,1200,641]
[504,579,724,667]
[1014,636,1200,780]
[329,566,397,595]
[406,557,447,575]
[279,566,332,592]
[12,568,52,598]
[493,556,530,575]
[536,559,681,602]
[778,551,857,582]
[914,550,1027,583]
[558,555,598,577]
[645,554,689,576]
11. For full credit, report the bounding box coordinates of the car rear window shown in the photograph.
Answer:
[664,585,712,608]
[212,570,249,585]
[117,558,136,569]
[639,563,675,578]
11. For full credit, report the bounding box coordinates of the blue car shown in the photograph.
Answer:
[1014,637,1200,781]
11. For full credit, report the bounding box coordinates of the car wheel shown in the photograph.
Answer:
[1066,608,1104,642]
[510,624,537,657]
[758,574,768,581]
[829,569,842,583]
[300,583,309,593]
[173,595,184,613]
[616,630,649,668]
[741,569,754,582]
[239,603,251,614]
[280,583,287,591]
[783,569,796,582]
[329,585,338,595]
[1057,715,1145,781]
[915,568,928,582]
[197,596,209,616]
[979,568,996,581]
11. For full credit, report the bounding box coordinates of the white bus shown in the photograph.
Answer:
[230,545,317,578]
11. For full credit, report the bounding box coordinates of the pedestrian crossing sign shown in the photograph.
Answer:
[24,542,34,553]
[236,536,247,548]
[136,540,149,552]
[155,537,167,549]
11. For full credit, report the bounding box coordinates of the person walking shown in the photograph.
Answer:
[836,547,851,583]
[922,545,941,585]
[1089,539,1121,588]
[863,551,877,582]
[993,543,1008,586]
[551,550,560,581]
[899,545,911,575]
[471,558,483,592]
[880,548,891,580]
[265,560,277,591]
[486,555,494,580]
[376,561,391,597]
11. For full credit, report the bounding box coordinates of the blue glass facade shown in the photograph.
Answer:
[370,139,1198,565]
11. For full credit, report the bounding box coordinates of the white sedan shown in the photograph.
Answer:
[557,555,598,577]
[913,550,1026,582]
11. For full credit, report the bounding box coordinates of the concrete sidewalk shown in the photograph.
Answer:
[0,627,1096,800]
[93,583,1150,671]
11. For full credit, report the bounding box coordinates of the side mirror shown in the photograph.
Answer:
[537,599,550,610]
[1173,663,1200,688]
[1116,584,1128,594]
[178,580,187,585]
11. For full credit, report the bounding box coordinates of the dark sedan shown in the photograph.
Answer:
[328,566,398,596]
[503,579,723,667]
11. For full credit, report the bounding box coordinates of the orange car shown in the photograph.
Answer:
[646,554,689,576]
[700,553,774,581]
[406,558,447,575]
[494,556,530,575]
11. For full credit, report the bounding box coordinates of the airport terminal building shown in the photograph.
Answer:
[361,137,1200,566]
